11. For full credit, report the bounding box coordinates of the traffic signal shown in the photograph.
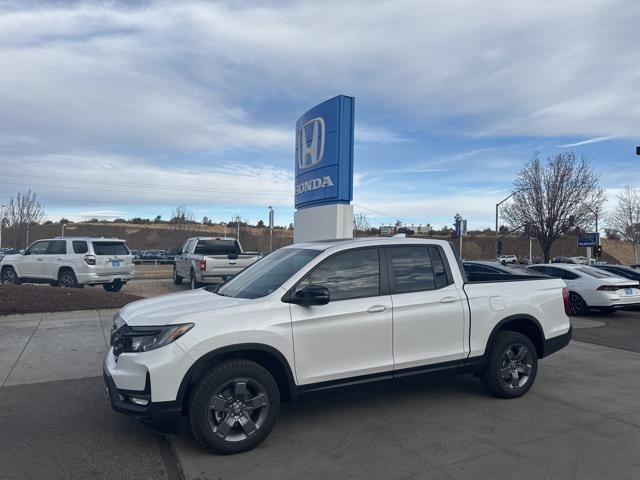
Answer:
[596,245,603,256]
[497,240,503,256]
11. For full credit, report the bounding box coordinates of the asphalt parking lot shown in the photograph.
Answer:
[1,292,639,480]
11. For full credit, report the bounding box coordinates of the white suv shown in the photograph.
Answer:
[0,237,134,292]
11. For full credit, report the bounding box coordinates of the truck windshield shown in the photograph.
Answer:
[214,248,321,299]
[195,239,241,255]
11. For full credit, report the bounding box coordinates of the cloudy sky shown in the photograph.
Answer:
[0,0,638,229]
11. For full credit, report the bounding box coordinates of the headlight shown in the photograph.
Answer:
[110,321,194,355]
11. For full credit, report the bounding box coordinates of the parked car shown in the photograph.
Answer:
[105,237,571,454]
[497,255,518,265]
[173,237,261,289]
[0,237,134,291]
[526,264,640,315]
[551,256,576,264]
[594,265,640,282]
[522,255,542,265]
[463,261,545,278]
[569,256,589,265]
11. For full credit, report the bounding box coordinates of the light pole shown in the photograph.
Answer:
[495,188,532,259]
[581,204,600,263]
[268,206,274,253]
[61,223,66,237]
[0,204,5,250]
[222,222,227,237]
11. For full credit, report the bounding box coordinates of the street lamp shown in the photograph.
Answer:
[61,223,66,237]
[0,204,6,249]
[221,222,227,237]
[495,188,532,259]
[268,206,274,253]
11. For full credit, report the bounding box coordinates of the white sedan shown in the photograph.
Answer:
[526,264,640,315]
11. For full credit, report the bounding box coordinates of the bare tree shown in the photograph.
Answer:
[4,189,45,248]
[353,212,370,236]
[169,204,196,247]
[502,153,603,263]
[608,185,640,262]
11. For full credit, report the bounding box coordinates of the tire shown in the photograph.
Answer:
[58,269,80,288]
[189,359,280,455]
[480,330,538,399]
[598,307,616,314]
[173,266,183,285]
[0,266,21,285]
[568,292,588,316]
[103,282,123,293]
[190,270,199,290]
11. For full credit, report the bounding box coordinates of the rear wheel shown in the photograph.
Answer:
[569,292,588,316]
[480,330,538,399]
[598,307,616,314]
[1,266,20,285]
[103,281,123,292]
[173,266,183,285]
[58,269,80,288]
[189,359,280,454]
[190,270,199,290]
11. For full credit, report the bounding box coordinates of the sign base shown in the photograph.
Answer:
[294,204,354,243]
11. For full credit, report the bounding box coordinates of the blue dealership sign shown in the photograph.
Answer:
[577,232,599,247]
[295,95,354,209]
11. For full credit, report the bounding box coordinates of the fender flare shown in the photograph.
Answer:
[485,314,546,358]
[175,343,298,407]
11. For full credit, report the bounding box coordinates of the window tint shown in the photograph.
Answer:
[429,246,451,288]
[576,267,613,278]
[26,241,49,255]
[309,248,380,301]
[72,241,88,254]
[388,246,435,293]
[92,242,129,256]
[195,239,241,256]
[46,240,67,255]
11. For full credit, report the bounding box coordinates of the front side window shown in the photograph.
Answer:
[308,248,380,301]
[216,248,321,299]
[388,246,435,293]
[72,241,88,254]
[46,240,67,255]
[25,241,49,255]
[92,242,129,256]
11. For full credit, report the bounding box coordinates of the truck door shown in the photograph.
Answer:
[290,247,394,385]
[387,245,467,371]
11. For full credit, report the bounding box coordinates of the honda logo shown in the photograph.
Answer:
[297,117,325,169]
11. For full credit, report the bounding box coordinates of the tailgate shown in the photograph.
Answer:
[205,254,259,272]
[91,241,134,275]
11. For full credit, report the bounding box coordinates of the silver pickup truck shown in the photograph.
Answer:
[173,237,261,289]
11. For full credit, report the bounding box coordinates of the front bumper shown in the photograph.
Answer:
[103,368,182,435]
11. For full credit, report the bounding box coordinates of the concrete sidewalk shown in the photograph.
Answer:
[0,309,116,386]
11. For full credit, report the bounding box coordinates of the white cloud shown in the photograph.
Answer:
[556,135,622,148]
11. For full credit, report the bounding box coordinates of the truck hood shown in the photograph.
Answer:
[119,288,249,327]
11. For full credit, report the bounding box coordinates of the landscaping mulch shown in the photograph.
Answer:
[0,284,141,315]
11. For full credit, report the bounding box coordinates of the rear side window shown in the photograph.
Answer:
[576,267,613,278]
[46,240,67,255]
[195,240,241,256]
[308,248,380,301]
[92,242,129,256]
[388,246,435,293]
[72,241,88,254]
[429,246,451,288]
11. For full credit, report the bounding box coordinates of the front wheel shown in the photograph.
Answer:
[173,266,183,285]
[480,330,538,399]
[1,266,21,285]
[189,359,280,454]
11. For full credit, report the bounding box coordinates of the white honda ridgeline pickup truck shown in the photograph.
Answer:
[104,237,572,454]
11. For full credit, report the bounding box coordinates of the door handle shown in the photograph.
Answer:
[439,296,457,303]
[367,305,389,313]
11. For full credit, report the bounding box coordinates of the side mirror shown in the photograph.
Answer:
[20,249,26,255]
[290,284,330,306]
